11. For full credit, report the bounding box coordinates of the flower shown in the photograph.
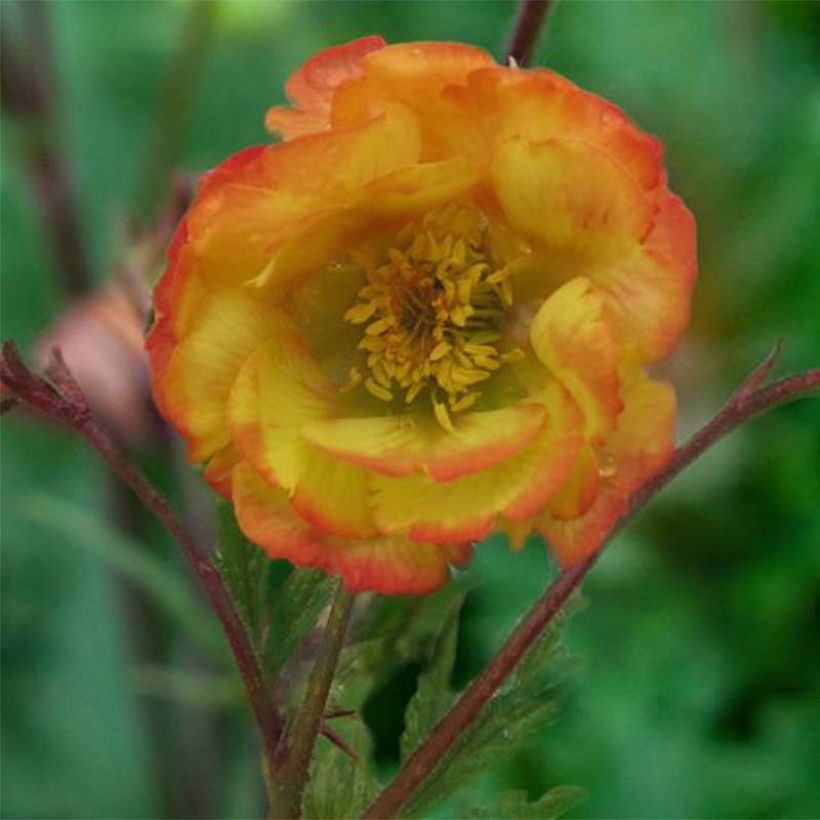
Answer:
[147,37,696,595]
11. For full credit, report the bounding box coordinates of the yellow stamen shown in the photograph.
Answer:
[343,202,522,428]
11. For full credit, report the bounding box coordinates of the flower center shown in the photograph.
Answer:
[344,203,522,430]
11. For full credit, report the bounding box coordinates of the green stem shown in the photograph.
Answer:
[271,580,355,818]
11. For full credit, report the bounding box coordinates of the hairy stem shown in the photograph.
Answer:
[363,359,820,819]
[505,0,554,66]
[271,581,355,818]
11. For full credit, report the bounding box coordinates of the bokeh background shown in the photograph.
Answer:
[2,1,819,818]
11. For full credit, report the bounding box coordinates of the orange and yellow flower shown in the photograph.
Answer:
[147,37,696,595]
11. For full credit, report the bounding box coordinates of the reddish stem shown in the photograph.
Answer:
[505,0,554,66]
[0,342,283,766]
[363,359,819,819]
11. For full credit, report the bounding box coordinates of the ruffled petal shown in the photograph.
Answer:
[266,36,387,138]
[204,445,241,499]
[184,107,422,292]
[228,339,379,539]
[302,402,546,481]
[233,461,459,595]
[460,68,665,190]
[539,371,676,565]
[491,136,654,262]
[331,41,495,160]
[331,536,457,595]
[492,136,694,363]
[372,387,582,542]
[233,461,331,567]
[547,443,600,520]
[529,276,623,441]
[151,289,275,461]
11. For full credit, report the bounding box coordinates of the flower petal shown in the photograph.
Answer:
[539,371,676,565]
[233,461,459,595]
[331,41,495,160]
[331,536,457,595]
[491,136,654,263]
[151,289,276,461]
[228,339,378,539]
[372,387,582,542]
[266,36,387,137]
[302,402,547,481]
[233,461,331,567]
[463,68,665,190]
[530,277,623,441]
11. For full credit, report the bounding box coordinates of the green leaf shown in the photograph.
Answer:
[19,494,224,661]
[263,566,331,676]
[465,786,583,819]
[215,501,270,643]
[302,716,379,819]
[216,502,331,677]
[400,597,462,760]
[402,594,582,817]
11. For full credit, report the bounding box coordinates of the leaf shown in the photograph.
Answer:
[302,716,379,819]
[510,592,585,692]
[400,597,462,760]
[263,566,331,676]
[19,494,224,661]
[402,593,582,817]
[216,503,331,678]
[465,786,583,819]
[216,501,269,643]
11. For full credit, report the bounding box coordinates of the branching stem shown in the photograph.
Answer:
[0,342,283,768]
[363,357,819,819]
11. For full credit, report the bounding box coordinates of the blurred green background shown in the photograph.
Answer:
[2,1,819,818]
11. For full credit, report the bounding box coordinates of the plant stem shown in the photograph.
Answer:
[505,0,554,66]
[1,1,93,298]
[271,581,355,818]
[0,343,283,768]
[363,360,820,819]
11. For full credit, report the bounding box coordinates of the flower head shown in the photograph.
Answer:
[148,38,696,595]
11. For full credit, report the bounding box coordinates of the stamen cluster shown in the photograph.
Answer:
[344,204,520,429]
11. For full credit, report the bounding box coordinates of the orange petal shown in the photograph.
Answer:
[547,443,600,521]
[539,371,676,565]
[491,136,654,263]
[228,337,334,492]
[234,462,461,596]
[204,446,242,499]
[232,461,331,568]
[530,277,623,441]
[184,108,422,292]
[302,402,547,481]
[331,536,457,595]
[266,36,387,138]
[152,289,276,461]
[331,42,495,160]
[594,240,693,364]
[228,339,378,540]
[504,385,584,521]
[290,448,379,540]
[372,389,582,543]
[462,67,665,191]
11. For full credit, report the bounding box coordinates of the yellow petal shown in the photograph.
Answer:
[155,289,276,461]
[302,402,547,482]
[529,277,623,442]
